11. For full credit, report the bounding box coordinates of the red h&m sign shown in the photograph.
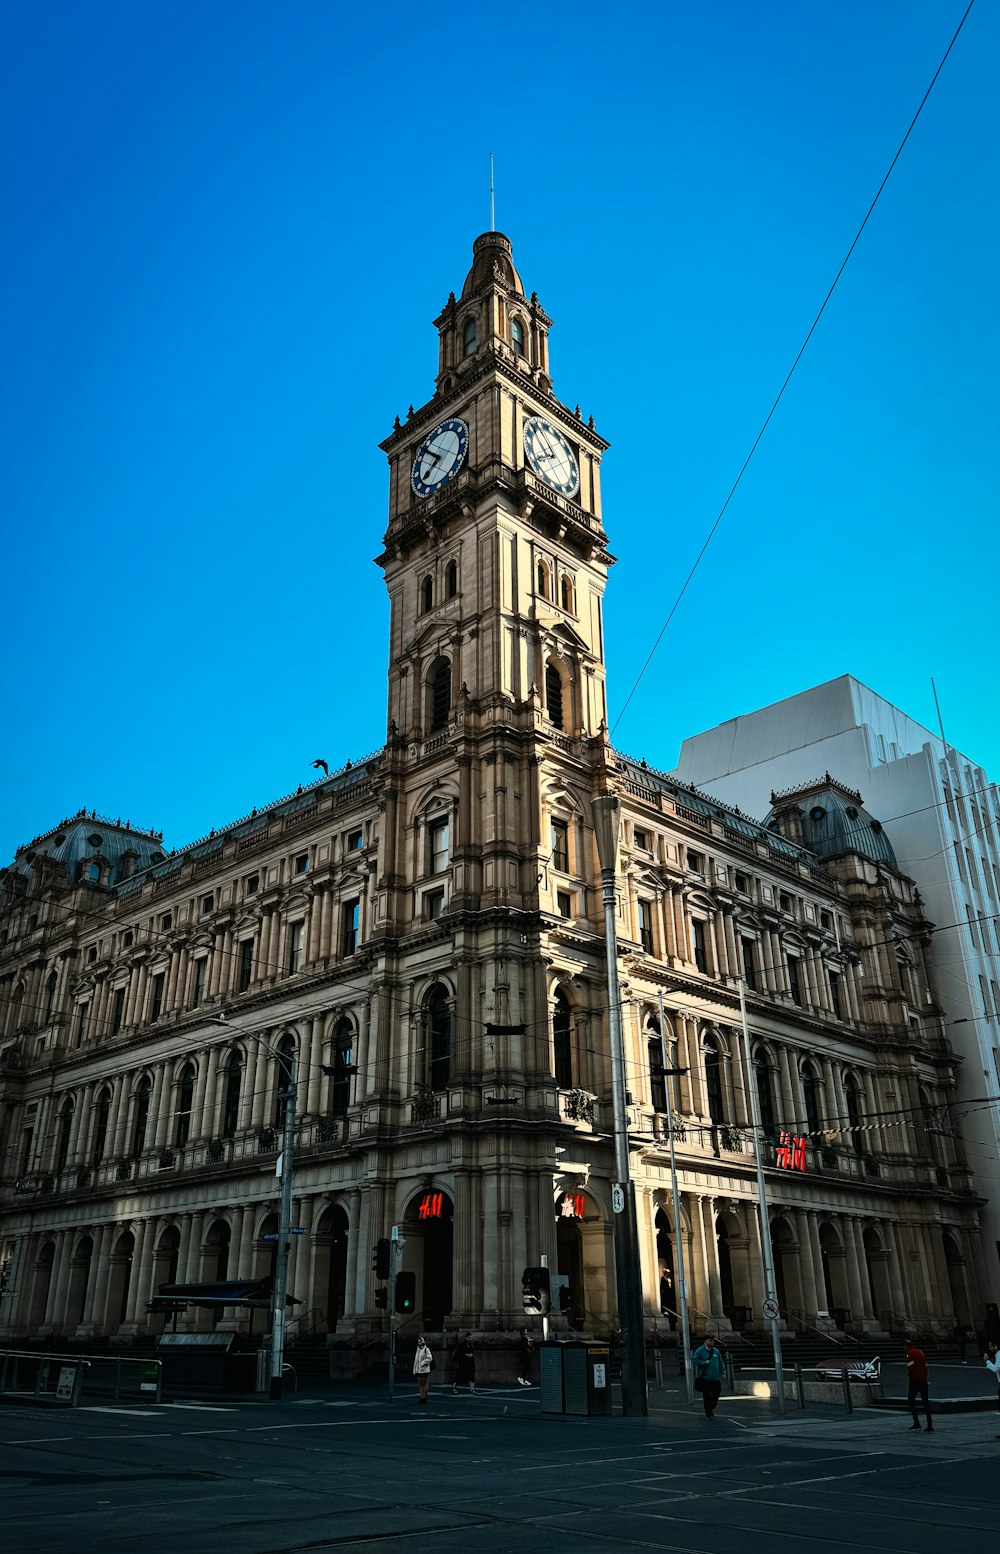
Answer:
[418,1192,445,1219]
[559,1193,586,1219]
[775,1132,807,1171]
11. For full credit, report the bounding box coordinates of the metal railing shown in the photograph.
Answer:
[0,1348,161,1407]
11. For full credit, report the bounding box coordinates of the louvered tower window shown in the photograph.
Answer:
[545,662,563,729]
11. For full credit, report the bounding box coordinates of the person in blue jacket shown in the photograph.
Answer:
[691,1333,726,1418]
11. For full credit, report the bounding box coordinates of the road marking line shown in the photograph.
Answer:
[80,1407,162,1416]
[163,1403,237,1411]
[0,1436,73,1445]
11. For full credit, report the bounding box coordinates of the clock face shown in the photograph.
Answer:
[523,415,580,498]
[411,417,469,497]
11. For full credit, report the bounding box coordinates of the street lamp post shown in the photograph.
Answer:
[656,990,694,1405]
[591,794,648,1418]
[736,975,786,1413]
[210,1016,297,1401]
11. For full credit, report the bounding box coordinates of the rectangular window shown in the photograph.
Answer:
[159,911,172,931]
[347,829,363,851]
[74,1002,90,1047]
[201,893,214,915]
[557,891,573,919]
[238,938,254,993]
[294,852,309,875]
[820,910,832,930]
[687,850,703,874]
[829,970,843,1020]
[692,919,708,974]
[110,986,126,1035]
[192,957,207,1008]
[342,899,360,956]
[150,972,165,1023]
[734,872,749,895]
[425,889,444,921]
[246,873,260,894]
[428,817,449,874]
[287,920,304,975]
[741,937,757,992]
[551,819,569,872]
[633,827,649,851]
[638,899,654,953]
[779,892,792,914]
[788,956,803,1006]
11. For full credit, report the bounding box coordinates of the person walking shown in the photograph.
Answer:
[953,1322,971,1364]
[984,1342,1000,1438]
[906,1339,933,1432]
[691,1334,725,1419]
[517,1327,534,1387]
[452,1331,476,1394]
[413,1335,433,1404]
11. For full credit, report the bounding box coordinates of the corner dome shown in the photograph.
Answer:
[4,812,167,891]
[460,231,524,300]
[766,777,898,869]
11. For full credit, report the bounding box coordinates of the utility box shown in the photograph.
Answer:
[540,1342,612,1416]
[564,1344,611,1416]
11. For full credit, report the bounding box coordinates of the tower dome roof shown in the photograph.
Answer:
[765,777,898,869]
[460,231,524,300]
[4,812,167,891]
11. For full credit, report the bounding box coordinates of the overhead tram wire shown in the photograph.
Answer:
[610,0,978,739]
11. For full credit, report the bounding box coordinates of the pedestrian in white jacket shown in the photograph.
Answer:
[413,1336,433,1404]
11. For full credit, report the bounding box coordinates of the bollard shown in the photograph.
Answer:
[840,1366,853,1414]
[725,1351,735,1393]
[653,1348,664,1389]
[794,1362,805,1410]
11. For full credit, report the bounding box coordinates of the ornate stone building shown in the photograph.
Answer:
[0,233,985,1352]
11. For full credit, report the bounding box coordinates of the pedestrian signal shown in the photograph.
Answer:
[521,1266,550,1315]
[374,1289,388,1310]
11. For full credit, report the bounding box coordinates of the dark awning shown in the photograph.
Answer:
[153,1276,301,1310]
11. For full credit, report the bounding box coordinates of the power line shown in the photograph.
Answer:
[610,0,977,737]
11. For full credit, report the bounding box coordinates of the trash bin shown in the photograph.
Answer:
[540,1341,565,1414]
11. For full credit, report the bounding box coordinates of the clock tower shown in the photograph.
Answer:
[376,231,613,749]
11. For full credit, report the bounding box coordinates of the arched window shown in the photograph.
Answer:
[537,560,550,599]
[420,575,433,614]
[429,657,452,733]
[802,1062,822,1137]
[43,970,58,1023]
[545,660,564,730]
[844,1073,864,1154]
[56,1097,74,1172]
[463,317,477,356]
[553,989,573,1088]
[222,1049,243,1138]
[647,1015,667,1113]
[560,574,574,613]
[273,1034,297,1127]
[445,559,458,598]
[91,1086,112,1165]
[704,1037,725,1123]
[176,1061,196,1147]
[511,316,525,356]
[130,1076,152,1159]
[427,986,451,1091]
[330,1019,354,1118]
[754,1048,776,1134]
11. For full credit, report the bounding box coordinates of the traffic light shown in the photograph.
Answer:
[372,1238,391,1280]
[395,1271,416,1314]
[521,1266,550,1315]
[374,1288,388,1310]
[558,1284,572,1314]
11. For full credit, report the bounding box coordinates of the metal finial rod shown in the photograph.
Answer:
[490,151,495,231]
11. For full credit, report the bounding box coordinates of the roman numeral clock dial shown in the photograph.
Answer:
[523,415,580,498]
[410,417,469,497]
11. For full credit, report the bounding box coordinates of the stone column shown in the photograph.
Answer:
[700,1196,723,1316]
[794,1209,820,1320]
[806,1212,829,1316]
[175,1215,194,1288]
[291,1197,316,1315]
[108,1074,130,1159]
[192,1053,211,1139]
[183,1211,206,1283]
[841,1216,866,1326]
[89,1224,117,1332]
[230,1203,253,1283]
[452,1168,476,1319]
[125,1219,154,1324]
[851,1218,875,1320]
[165,948,183,1011]
[746,1210,768,1321]
[240,1042,260,1132]
[150,1062,170,1151]
[67,1082,91,1166]
[342,1190,363,1319]
[305,1017,323,1117]
[882,1221,908,1320]
[251,1044,270,1130]
[43,1232,70,1330]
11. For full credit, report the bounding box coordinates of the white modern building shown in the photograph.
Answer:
[674,673,1000,1310]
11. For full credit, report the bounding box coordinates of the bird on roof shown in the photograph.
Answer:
[312,758,329,777]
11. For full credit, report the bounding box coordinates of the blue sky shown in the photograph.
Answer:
[2,1,996,863]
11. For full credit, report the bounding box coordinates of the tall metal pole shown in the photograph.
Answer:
[592,795,648,1418]
[737,976,786,1413]
[388,1224,399,1405]
[657,991,694,1404]
[270,1054,297,1401]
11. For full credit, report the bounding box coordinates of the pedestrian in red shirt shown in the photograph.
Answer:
[906,1341,933,1432]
